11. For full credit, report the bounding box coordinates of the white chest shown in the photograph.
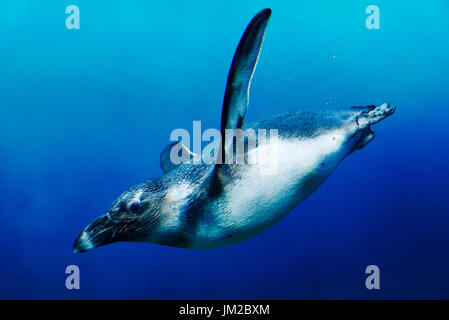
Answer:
[196,129,349,246]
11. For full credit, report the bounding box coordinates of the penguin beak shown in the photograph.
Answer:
[73,215,120,253]
[356,102,396,128]
[351,103,395,151]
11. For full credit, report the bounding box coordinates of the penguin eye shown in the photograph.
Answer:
[127,200,141,214]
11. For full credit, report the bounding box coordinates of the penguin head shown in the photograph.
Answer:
[349,103,395,151]
[324,103,395,155]
[74,181,163,253]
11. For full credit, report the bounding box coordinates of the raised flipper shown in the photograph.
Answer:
[160,141,197,174]
[217,8,271,164]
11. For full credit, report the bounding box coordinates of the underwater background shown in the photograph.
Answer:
[1,0,448,299]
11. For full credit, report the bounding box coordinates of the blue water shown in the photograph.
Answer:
[1,0,448,299]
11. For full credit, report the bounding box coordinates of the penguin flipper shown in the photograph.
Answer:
[160,141,197,174]
[217,8,271,164]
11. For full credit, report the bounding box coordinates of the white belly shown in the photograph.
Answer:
[192,128,350,249]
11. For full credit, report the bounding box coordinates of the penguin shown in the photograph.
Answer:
[74,8,395,252]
